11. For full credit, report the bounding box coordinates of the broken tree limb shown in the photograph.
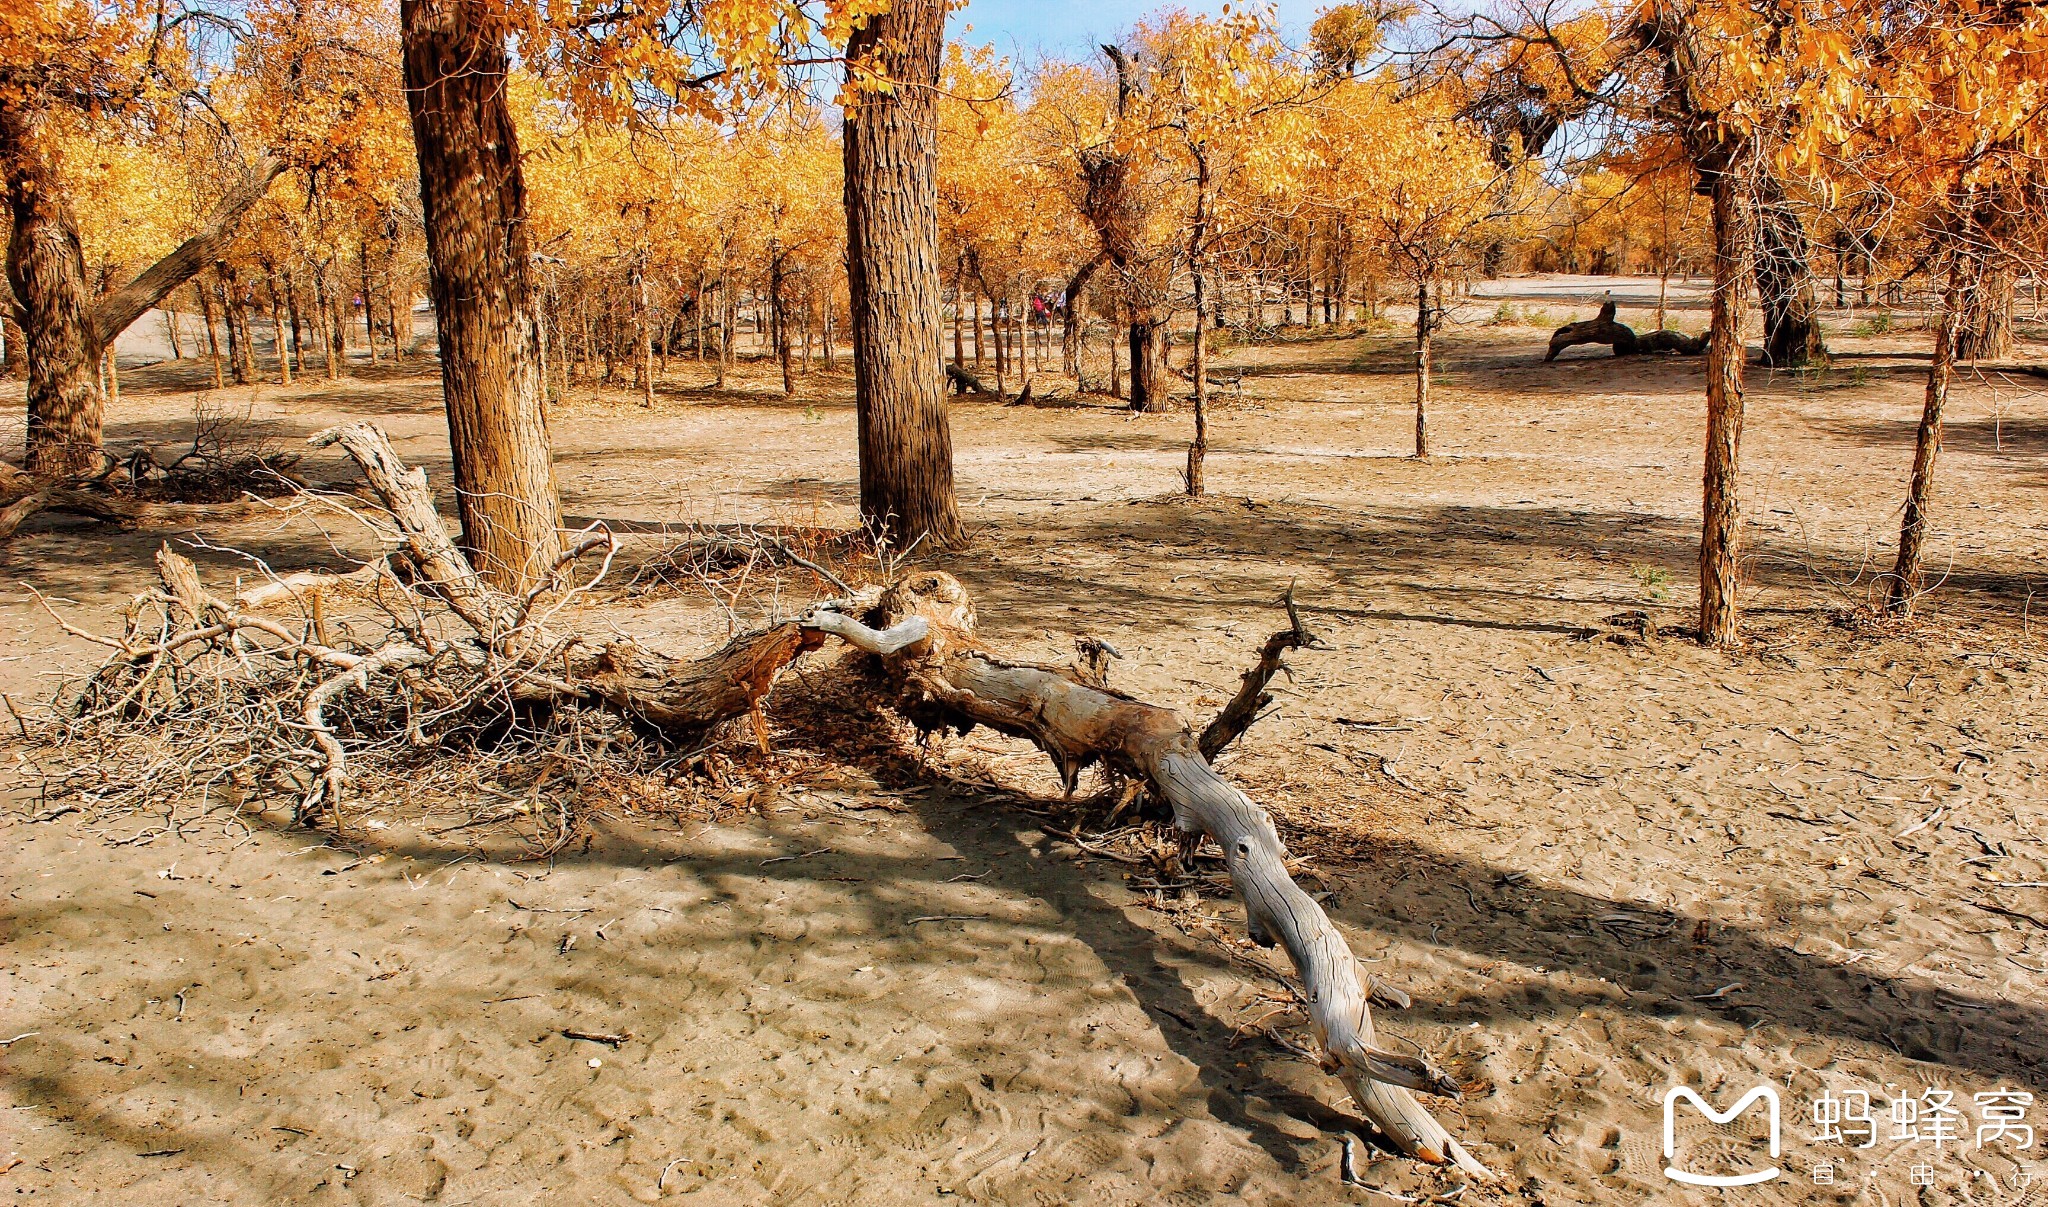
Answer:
[809,572,1488,1175]
[1200,586,1321,761]
[310,422,513,637]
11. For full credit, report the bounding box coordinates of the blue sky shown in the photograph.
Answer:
[948,0,1324,58]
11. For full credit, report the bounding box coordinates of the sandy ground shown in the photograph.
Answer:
[3,283,2046,1205]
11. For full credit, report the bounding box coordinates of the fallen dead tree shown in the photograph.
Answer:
[25,420,1486,1176]
[1545,299,1708,361]
[1,404,309,540]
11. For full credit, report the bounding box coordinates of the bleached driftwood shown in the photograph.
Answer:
[806,572,1488,1175]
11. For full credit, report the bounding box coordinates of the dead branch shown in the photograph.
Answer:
[1200,586,1321,761]
[809,572,1488,1175]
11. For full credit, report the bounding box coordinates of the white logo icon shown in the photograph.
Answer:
[1663,1085,1783,1187]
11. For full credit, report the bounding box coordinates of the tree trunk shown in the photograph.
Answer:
[952,255,965,368]
[992,295,1006,393]
[1062,254,1103,378]
[1887,273,1963,614]
[814,573,1487,1175]
[387,283,406,359]
[1700,170,1748,646]
[1110,301,1124,399]
[313,269,340,380]
[360,246,380,364]
[1127,308,1171,412]
[2,99,284,473]
[240,290,264,383]
[269,275,293,386]
[1186,153,1211,497]
[162,308,185,360]
[401,0,564,592]
[842,0,964,548]
[637,263,655,407]
[285,269,306,375]
[1413,278,1431,458]
[221,272,251,385]
[822,292,835,372]
[1752,179,1827,368]
[769,248,795,397]
[3,103,106,475]
[971,291,983,368]
[1954,262,2013,361]
[196,281,225,389]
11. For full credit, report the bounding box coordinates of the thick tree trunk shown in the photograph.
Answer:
[3,94,287,474]
[3,103,105,476]
[1887,276,1962,614]
[1955,262,2013,361]
[1412,280,1433,457]
[1700,171,1748,646]
[842,0,964,548]
[1127,308,1172,412]
[1752,179,1827,368]
[401,0,564,592]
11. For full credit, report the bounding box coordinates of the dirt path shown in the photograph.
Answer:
[4,300,2045,1204]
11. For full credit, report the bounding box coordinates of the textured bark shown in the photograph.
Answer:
[1955,262,2014,362]
[1752,181,1827,368]
[1700,171,1748,646]
[3,103,104,476]
[402,0,564,593]
[1887,278,1961,614]
[818,572,1487,1175]
[1413,279,1432,457]
[842,0,964,548]
[196,280,225,388]
[1,92,285,476]
[1127,308,1172,412]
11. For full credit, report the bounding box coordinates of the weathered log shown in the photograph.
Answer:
[1633,328,1709,355]
[1545,300,1706,361]
[808,572,1488,1174]
[0,485,272,541]
[944,362,989,395]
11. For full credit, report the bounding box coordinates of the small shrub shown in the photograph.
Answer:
[1629,563,1672,601]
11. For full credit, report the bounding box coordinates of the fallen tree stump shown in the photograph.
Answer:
[1544,299,1707,361]
[26,420,1488,1176]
